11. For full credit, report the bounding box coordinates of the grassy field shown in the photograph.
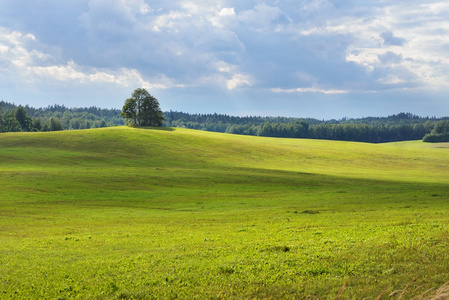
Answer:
[1,126,449,299]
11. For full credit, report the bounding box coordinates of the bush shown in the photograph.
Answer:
[423,132,449,143]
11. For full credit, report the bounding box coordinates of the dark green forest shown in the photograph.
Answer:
[0,101,124,132]
[164,111,446,143]
[1,101,447,142]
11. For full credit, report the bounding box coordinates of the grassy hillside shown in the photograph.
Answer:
[1,127,449,299]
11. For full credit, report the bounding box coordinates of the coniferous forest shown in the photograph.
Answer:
[164,111,446,143]
[1,100,447,143]
[0,101,124,132]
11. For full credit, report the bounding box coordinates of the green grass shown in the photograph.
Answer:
[1,126,449,299]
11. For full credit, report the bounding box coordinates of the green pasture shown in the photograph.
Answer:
[0,127,448,299]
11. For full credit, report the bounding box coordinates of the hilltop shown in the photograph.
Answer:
[1,126,448,183]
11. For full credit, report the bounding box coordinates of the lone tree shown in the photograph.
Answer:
[121,88,164,127]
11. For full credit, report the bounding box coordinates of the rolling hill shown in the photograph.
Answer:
[1,127,449,299]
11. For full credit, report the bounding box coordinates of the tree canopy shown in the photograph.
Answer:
[423,120,449,142]
[121,88,164,127]
[15,105,32,131]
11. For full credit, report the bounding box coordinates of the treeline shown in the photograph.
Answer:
[2,101,447,143]
[226,122,431,143]
[164,111,446,143]
[0,101,124,132]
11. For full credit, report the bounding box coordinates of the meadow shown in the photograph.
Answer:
[0,126,449,299]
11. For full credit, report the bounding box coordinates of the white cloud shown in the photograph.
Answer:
[227,73,252,90]
[218,7,235,17]
[151,10,191,33]
[26,61,184,90]
[300,1,449,91]
[300,0,333,15]
[272,87,349,94]
[26,61,181,90]
[238,3,290,31]
[203,61,252,90]
[0,26,181,91]
[378,75,406,85]
[210,7,236,28]
[180,1,223,15]
[0,28,48,71]
[29,61,86,82]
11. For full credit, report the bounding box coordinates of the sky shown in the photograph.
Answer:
[0,0,448,119]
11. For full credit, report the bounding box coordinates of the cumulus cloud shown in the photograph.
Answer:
[27,61,179,89]
[322,1,449,91]
[0,1,449,117]
[0,26,181,92]
[210,7,236,28]
[226,73,252,90]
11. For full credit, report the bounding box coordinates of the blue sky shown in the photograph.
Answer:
[0,0,448,119]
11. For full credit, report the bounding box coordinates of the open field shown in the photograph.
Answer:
[1,127,449,299]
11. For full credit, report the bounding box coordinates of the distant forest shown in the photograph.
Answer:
[0,101,124,132]
[164,111,447,143]
[1,100,448,143]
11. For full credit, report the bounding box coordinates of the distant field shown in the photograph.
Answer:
[1,127,448,299]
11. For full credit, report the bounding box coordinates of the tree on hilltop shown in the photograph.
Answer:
[121,88,164,127]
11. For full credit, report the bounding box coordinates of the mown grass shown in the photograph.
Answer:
[0,127,449,299]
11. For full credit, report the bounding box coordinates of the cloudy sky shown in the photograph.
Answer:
[1,0,448,119]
